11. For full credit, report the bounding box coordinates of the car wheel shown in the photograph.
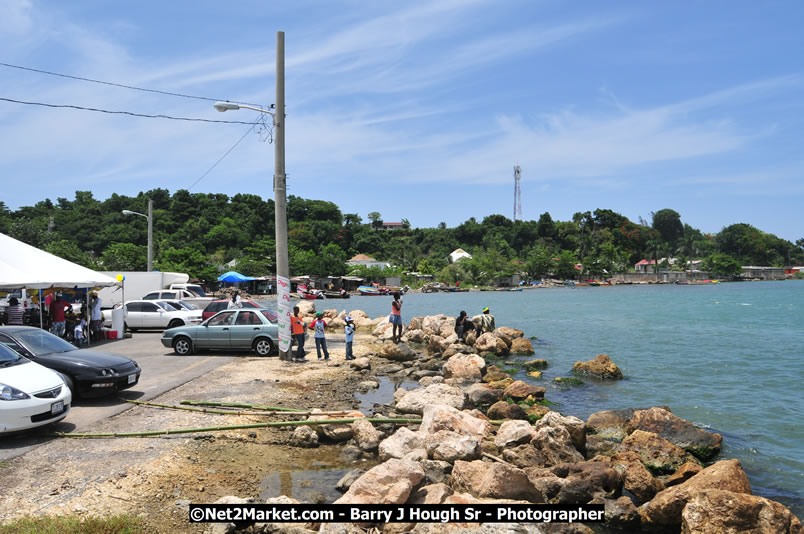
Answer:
[167,319,184,329]
[125,322,138,333]
[253,337,275,357]
[173,336,193,356]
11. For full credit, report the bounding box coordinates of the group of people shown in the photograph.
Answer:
[285,291,496,363]
[3,292,103,345]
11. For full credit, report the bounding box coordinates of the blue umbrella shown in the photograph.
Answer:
[217,271,255,282]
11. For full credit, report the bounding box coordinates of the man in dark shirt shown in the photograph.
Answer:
[49,294,71,337]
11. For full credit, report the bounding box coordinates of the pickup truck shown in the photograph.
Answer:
[141,289,213,310]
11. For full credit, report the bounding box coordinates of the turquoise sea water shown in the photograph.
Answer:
[344,281,804,516]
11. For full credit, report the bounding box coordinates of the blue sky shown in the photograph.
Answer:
[1,1,802,242]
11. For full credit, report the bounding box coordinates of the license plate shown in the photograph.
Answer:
[128,373,137,384]
[51,401,64,415]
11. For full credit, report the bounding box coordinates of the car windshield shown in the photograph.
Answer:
[0,343,26,367]
[161,301,183,311]
[13,329,77,356]
[155,301,174,311]
[178,301,197,310]
[186,285,206,297]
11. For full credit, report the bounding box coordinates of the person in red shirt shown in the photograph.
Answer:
[290,306,307,361]
[49,294,71,338]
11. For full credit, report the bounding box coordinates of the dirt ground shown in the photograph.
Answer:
[0,333,387,533]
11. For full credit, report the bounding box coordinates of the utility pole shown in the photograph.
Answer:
[147,199,153,272]
[513,165,522,222]
[274,31,291,361]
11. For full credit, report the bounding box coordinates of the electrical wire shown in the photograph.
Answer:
[0,96,256,125]
[187,120,263,190]
[0,61,261,106]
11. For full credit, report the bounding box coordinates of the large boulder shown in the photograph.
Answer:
[494,420,536,448]
[665,462,703,487]
[407,316,423,331]
[307,409,365,442]
[607,451,665,504]
[509,337,535,355]
[465,383,504,408]
[536,411,587,453]
[503,380,546,402]
[296,300,317,316]
[408,483,454,505]
[451,460,544,501]
[475,333,509,354]
[482,365,509,384]
[626,406,722,461]
[640,459,752,530]
[378,427,425,460]
[378,341,417,361]
[586,408,639,441]
[572,354,623,380]
[681,489,802,534]
[487,401,528,421]
[427,335,449,354]
[424,430,482,462]
[552,461,623,504]
[590,495,641,531]
[351,419,379,452]
[395,383,467,415]
[495,326,524,339]
[334,459,425,504]
[421,315,450,336]
[442,354,484,383]
[419,404,490,439]
[619,430,699,476]
[530,423,584,467]
[402,329,426,344]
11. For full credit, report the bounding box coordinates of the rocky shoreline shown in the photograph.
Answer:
[206,306,802,534]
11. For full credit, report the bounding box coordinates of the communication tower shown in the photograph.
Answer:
[513,165,522,222]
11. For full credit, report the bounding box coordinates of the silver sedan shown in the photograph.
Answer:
[160,308,278,356]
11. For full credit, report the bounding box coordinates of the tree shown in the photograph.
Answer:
[100,243,147,271]
[651,209,684,244]
[156,247,219,282]
[367,212,383,230]
[44,239,95,268]
[703,253,743,277]
[525,246,553,279]
[553,250,578,280]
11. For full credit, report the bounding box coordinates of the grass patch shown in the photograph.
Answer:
[502,368,518,375]
[529,336,538,340]
[527,413,544,424]
[0,515,146,534]
[534,398,559,407]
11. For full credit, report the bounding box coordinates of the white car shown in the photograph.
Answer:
[0,343,71,433]
[104,300,203,332]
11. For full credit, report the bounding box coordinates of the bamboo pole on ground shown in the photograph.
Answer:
[49,417,424,439]
[179,400,307,412]
[125,399,360,417]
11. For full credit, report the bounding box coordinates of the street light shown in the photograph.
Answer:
[122,199,153,272]
[213,31,291,361]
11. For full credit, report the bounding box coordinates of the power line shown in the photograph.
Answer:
[188,119,266,190]
[0,61,258,105]
[0,97,256,125]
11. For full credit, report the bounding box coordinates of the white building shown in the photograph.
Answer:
[346,254,391,270]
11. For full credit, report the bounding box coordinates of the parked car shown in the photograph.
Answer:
[103,300,203,332]
[153,300,203,323]
[201,299,278,321]
[0,326,139,399]
[142,289,212,309]
[161,308,278,356]
[0,343,71,433]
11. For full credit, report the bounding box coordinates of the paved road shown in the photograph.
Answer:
[0,332,238,460]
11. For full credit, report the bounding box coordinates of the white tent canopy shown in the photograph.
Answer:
[0,233,118,290]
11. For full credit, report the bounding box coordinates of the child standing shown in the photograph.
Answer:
[389,291,403,343]
[344,316,356,360]
[309,312,330,360]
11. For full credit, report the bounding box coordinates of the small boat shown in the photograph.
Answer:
[357,285,386,296]
[297,285,325,300]
[322,291,350,299]
[563,281,576,288]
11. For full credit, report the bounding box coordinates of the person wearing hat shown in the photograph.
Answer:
[6,297,24,325]
[308,311,330,360]
[89,292,103,341]
[479,306,496,333]
[290,306,307,361]
[344,316,356,360]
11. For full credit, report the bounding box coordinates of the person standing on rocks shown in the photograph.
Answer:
[479,306,496,333]
[309,312,330,360]
[344,316,356,360]
[389,291,403,343]
[291,306,307,361]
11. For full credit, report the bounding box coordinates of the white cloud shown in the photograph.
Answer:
[0,0,33,35]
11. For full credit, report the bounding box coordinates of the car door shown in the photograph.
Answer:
[124,302,144,328]
[230,310,263,349]
[139,301,164,328]
[197,311,235,349]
